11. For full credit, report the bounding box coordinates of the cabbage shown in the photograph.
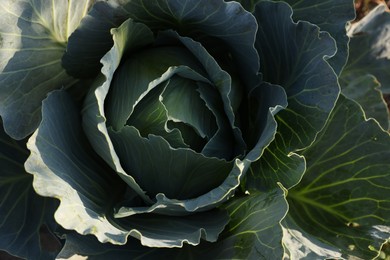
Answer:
[0,1,389,259]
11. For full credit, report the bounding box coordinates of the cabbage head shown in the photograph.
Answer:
[0,0,389,259]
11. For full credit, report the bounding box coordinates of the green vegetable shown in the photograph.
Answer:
[0,0,389,259]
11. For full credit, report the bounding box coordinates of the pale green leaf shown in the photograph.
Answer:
[0,0,95,139]
[342,4,390,94]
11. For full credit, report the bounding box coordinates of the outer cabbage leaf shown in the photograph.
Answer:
[63,0,259,88]
[25,90,230,248]
[57,188,288,260]
[284,95,390,259]
[342,4,390,94]
[61,1,125,79]
[0,122,58,259]
[256,1,338,148]
[342,74,389,130]
[0,0,96,139]
[247,1,339,190]
[278,0,355,74]
[340,4,390,131]
[119,189,289,259]
[57,234,159,260]
[282,216,343,259]
[198,188,288,259]
[231,0,355,74]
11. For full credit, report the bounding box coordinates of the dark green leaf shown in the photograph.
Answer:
[25,90,230,247]
[204,188,288,259]
[57,189,288,260]
[62,1,126,78]
[228,0,261,10]
[284,95,390,259]
[25,90,129,245]
[232,0,354,74]
[246,133,306,191]
[342,74,389,130]
[250,1,339,190]
[82,19,156,204]
[108,125,233,200]
[63,0,259,88]
[278,0,355,74]
[243,82,296,191]
[255,1,338,148]
[125,78,190,150]
[0,122,58,259]
[105,45,206,131]
[154,30,247,159]
[82,19,251,216]
[161,77,218,145]
[57,233,163,260]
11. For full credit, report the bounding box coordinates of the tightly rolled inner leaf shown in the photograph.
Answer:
[98,31,253,200]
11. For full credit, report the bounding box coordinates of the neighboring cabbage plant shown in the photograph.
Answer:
[0,0,389,259]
